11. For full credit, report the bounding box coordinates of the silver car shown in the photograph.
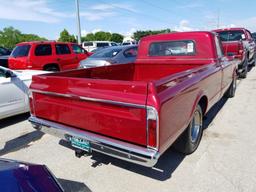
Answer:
[78,45,138,69]
[0,67,47,120]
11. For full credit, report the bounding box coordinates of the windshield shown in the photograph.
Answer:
[11,45,31,57]
[217,30,245,41]
[90,48,122,58]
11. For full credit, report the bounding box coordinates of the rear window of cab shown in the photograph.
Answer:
[149,40,195,56]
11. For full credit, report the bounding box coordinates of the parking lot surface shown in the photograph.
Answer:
[1,67,256,192]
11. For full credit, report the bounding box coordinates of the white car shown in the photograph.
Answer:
[0,67,47,120]
[82,41,118,52]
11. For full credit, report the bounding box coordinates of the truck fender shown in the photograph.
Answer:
[189,92,208,122]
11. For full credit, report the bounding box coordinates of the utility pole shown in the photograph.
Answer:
[217,9,220,28]
[75,0,81,45]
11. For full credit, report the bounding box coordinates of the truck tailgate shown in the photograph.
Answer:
[30,75,148,146]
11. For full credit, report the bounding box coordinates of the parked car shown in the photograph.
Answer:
[8,41,91,71]
[122,41,136,45]
[0,158,63,192]
[78,45,138,69]
[213,28,256,78]
[0,66,47,120]
[0,55,9,68]
[29,31,238,167]
[0,47,11,68]
[252,32,256,42]
[90,47,106,53]
[0,46,11,56]
[82,41,118,52]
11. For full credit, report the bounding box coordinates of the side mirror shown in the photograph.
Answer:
[5,70,17,78]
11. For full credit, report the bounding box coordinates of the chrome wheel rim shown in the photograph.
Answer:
[191,110,202,143]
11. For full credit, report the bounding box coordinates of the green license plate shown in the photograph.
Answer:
[70,136,91,152]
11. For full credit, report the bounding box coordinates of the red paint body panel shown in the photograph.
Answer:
[9,41,90,71]
[222,41,245,60]
[30,32,238,154]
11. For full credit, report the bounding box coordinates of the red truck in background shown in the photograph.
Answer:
[8,41,91,71]
[28,32,238,167]
[213,28,256,78]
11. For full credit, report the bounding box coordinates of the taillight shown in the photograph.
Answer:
[238,43,244,54]
[28,90,35,115]
[147,107,158,149]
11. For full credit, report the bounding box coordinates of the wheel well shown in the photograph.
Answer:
[198,96,208,115]
[43,63,60,70]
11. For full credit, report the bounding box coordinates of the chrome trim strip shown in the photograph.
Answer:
[29,116,160,167]
[30,89,145,109]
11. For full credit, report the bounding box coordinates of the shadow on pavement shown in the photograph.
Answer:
[0,130,44,156]
[0,113,30,129]
[248,64,254,72]
[203,97,228,129]
[58,178,92,192]
[60,139,185,181]
[91,148,185,181]
[59,97,231,181]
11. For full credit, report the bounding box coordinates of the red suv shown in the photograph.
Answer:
[9,41,91,71]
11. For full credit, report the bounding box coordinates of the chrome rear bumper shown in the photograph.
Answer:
[29,116,160,167]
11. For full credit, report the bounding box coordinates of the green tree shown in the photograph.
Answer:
[58,29,76,43]
[82,33,95,41]
[94,31,112,41]
[0,27,21,49]
[110,33,123,43]
[0,26,47,49]
[133,29,173,41]
[20,34,47,42]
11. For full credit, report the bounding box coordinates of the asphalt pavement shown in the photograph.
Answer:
[1,67,256,192]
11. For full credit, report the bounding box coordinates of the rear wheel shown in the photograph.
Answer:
[240,67,247,79]
[173,105,203,154]
[44,65,59,72]
[225,76,237,98]
[253,55,256,67]
[239,60,248,79]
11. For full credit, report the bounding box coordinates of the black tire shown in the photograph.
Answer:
[44,65,59,72]
[173,105,203,155]
[252,55,256,67]
[239,64,248,79]
[225,76,237,98]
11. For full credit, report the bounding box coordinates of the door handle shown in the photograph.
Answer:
[56,58,61,61]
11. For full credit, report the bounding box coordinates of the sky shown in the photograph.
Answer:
[0,0,256,40]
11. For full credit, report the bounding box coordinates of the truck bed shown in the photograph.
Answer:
[54,63,200,81]
[30,62,206,146]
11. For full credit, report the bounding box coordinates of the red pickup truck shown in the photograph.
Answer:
[213,28,256,78]
[29,32,238,167]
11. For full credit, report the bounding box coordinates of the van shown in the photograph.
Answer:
[82,41,118,52]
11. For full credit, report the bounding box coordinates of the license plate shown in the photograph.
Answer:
[70,136,91,152]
